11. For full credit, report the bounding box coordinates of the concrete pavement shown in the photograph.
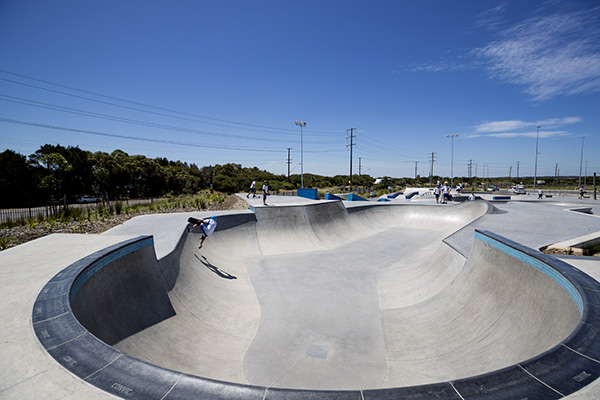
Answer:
[1,193,600,399]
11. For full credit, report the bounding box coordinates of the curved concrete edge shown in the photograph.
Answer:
[30,218,600,399]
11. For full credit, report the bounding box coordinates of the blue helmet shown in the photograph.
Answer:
[211,215,217,220]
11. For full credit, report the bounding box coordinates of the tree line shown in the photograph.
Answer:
[0,145,377,209]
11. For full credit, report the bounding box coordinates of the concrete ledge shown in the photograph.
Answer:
[30,227,600,399]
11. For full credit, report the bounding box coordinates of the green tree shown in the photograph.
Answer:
[0,149,37,208]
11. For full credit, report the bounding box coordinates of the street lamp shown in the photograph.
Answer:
[534,125,541,191]
[446,133,459,186]
[295,121,306,188]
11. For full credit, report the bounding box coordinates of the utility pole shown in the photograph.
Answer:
[516,161,520,179]
[554,163,559,184]
[286,148,292,181]
[534,125,541,192]
[346,128,356,186]
[579,136,585,187]
[509,166,512,178]
[414,161,418,180]
[429,152,436,187]
[358,157,362,176]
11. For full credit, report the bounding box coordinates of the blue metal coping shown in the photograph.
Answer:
[32,230,600,399]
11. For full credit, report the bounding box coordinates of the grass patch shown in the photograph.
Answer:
[583,243,600,257]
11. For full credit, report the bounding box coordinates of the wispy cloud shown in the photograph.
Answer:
[472,3,509,32]
[477,7,600,100]
[404,4,600,101]
[470,116,579,138]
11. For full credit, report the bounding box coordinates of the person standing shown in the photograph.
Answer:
[247,179,257,198]
[262,180,269,205]
[434,185,441,203]
[579,187,584,199]
[442,182,451,204]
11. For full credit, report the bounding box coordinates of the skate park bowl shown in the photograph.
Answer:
[32,200,600,399]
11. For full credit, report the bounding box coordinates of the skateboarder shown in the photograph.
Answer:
[247,179,257,198]
[187,216,217,249]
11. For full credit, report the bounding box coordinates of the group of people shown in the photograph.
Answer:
[434,181,454,204]
[246,179,269,205]
[434,181,476,203]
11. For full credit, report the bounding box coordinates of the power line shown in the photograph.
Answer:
[0,69,342,136]
[0,117,284,153]
[0,94,296,143]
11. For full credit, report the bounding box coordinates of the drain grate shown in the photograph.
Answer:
[306,345,328,359]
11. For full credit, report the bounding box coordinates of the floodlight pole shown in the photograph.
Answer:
[295,121,307,188]
[446,133,458,186]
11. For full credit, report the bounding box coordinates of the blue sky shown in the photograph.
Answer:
[0,0,598,180]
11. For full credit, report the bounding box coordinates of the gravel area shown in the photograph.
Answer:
[0,194,248,251]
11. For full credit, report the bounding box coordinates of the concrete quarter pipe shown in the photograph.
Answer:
[32,200,600,399]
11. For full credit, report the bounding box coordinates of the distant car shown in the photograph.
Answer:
[487,187,499,192]
[510,185,526,195]
[76,196,98,204]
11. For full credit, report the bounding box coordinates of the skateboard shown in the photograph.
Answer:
[188,217,201,224]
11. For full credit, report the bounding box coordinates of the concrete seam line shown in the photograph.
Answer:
[562,343,600,364]
[449,382,466,400]
[32,310,69,325]
[83,354,122,381]
[519,364,565,397]
[45,331,86,351]
[262,387,268,400]
[160,374,182,400]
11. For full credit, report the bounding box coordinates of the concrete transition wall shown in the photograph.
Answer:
[33,200,600,399]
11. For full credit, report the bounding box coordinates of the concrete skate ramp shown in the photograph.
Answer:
[33,201,600,399]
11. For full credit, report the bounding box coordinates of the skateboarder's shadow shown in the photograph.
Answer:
[195,254,237,280]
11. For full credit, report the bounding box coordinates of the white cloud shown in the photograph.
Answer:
[476,8,600,100]
[405,5,600,101]
[473,130,569,139]
[470,116,580,139]
[474,116,581,134]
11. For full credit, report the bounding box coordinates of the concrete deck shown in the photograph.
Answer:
[1,193,600,399]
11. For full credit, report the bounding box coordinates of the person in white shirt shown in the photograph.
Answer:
[262,181,269,205]
[247,180,257,198]
[434,185,441,203]
[442,182,451,204]
[469,192,476,201]
[188,216,217,249]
